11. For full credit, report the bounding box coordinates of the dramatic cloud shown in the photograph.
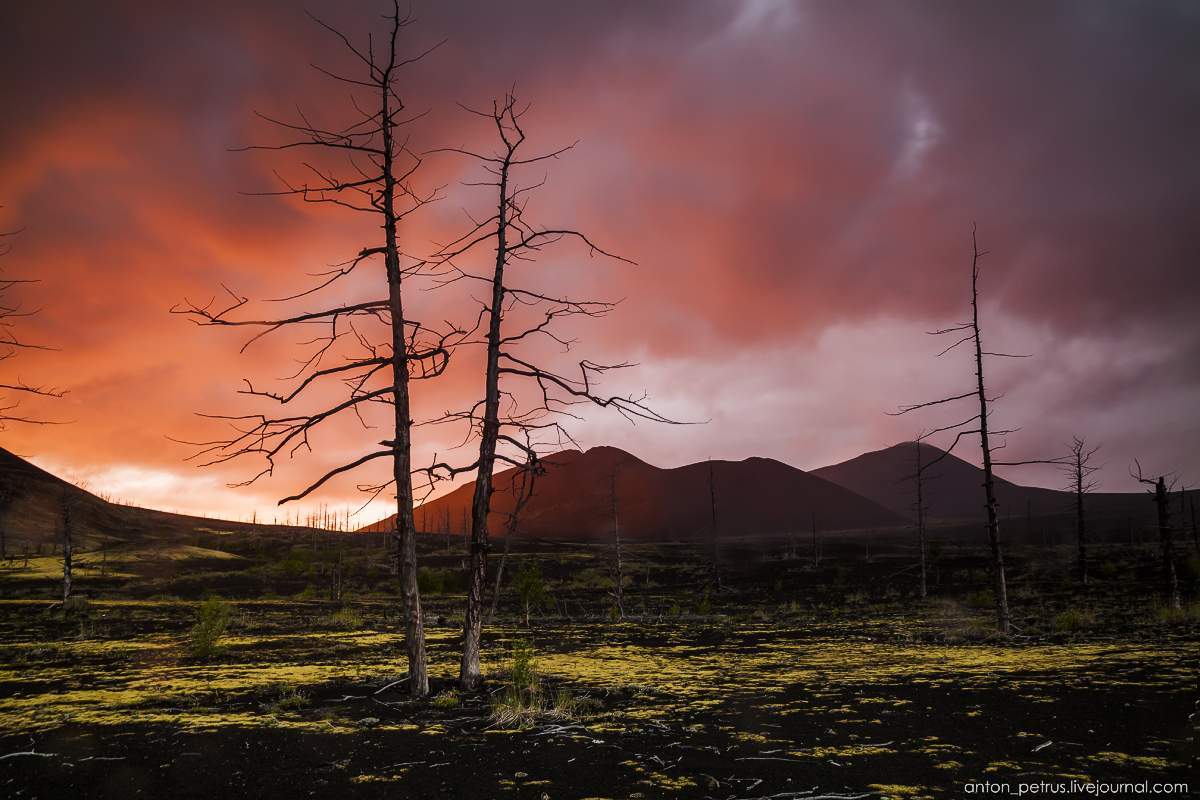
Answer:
[1,0,1197,521]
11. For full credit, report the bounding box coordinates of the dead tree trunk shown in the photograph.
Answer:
[1154,477,1181,610]
[1133,464,1181,611]
[457,123,514,690]
[968,248,1010,634]
[1065,437,1100,587]
[171,3,450,698]
[889,229,1072,634]
[913,439,929,599]
[425,93,680,689]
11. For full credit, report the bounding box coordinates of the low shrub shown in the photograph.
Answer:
[188,597,232,659]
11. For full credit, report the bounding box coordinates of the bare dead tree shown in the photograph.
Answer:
[171,4,451,697]
[610,467,626,619]
[708,458,721,591]
[0,223,66,430]
[422,93,682,690]
[1133,462,1181,610]
[486,454,540,624]
[61,491,74,604]
[911,436,931,599]
[1062,437,1100,586]
[889,227,1063,634]
[0,476,17,561]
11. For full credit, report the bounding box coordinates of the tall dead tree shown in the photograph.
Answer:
[424,94,680,690]
[172,4,451,697]
[1133,463,1181,610]
[1062,437,1100,586]
[708,458,721,591]
[890,228,1062,634]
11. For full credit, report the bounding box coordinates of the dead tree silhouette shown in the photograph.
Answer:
[171,3,453,697]
[908,434,934,599]
[60,490,74,604]
[1062,437,1101,586]
[421,93,682,690]
[610,467,625,619]
[889,227,1062,634]
[1132,461,1181,611]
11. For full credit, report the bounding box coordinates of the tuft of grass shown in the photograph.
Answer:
[431,691,460,710]
[489,640,578,728]
[325,607,364,630]
[263,684,311,714]
[187,597,232,659]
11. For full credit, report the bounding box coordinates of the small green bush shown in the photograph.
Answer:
[513,562,547,626]
[188,597,232,658]
[1052,607,1097,633]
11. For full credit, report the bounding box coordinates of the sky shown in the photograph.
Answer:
[1,0,1198,524]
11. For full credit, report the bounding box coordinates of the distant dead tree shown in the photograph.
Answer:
[0,223,66,430]
[421,93,681,690]
[910,435,932,599]
[707,459,722,592]
[810,512,821,570]
[610,467,625,619]
[0,476,17,561]
[1062,437,1101,586]
[61,491,74,604]
[1133,461,1181,610]
[487,454,540,624]
[890,227,1062,635]
[171,4,452,698]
